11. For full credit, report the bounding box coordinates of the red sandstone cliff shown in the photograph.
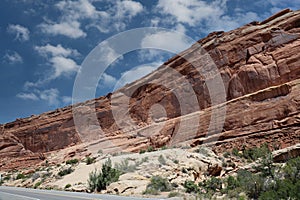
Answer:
[1,9,300,170]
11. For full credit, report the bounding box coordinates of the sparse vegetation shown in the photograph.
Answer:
[168,191,181,198]
[98,149,103,154]
[34,181,42,189]
[64,183,71,189]
[143,175,172,195]
[16,173,26,180]
[195,147,209,156]
[66,159,79,165]
[183,180,199,193]
[86,156,95,165]
[139,149,146,154]
[88,158,120,192]
[147,146,154,152]
[173,159,179,164]
[115,158,138,173]
[158,155,166,165]
[58,167,73,177]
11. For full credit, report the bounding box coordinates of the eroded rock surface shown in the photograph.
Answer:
[1,9,300,170]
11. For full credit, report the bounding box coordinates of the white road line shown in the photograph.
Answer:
[0,191,40,200]
[0,188,101,200]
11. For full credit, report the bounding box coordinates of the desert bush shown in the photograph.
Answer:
[139,149,146,154]
[143,176,172,195]
[147,146,154,152]
[168,191,181,198]
[3,175,11,181]
[242,143,270,161]
[86,156,95,165]
[66,159,78,165]
[88,158,120,192]
[34,181,42,189]
[158,155,166,165]
[115,158,137,173]
[16,173,26,180]
[183,180,199,193]
[64,183,71,189]
[58,167,73,177]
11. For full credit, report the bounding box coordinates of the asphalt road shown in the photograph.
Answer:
[0,186,162,200]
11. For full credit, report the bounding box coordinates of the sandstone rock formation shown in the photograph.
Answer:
[1,9,300,170]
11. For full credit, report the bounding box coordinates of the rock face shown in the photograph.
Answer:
[1,9,300,170]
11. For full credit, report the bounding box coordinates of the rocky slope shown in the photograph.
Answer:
[1,9,300,170]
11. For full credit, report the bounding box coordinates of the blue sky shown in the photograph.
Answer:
[0,0,299,124]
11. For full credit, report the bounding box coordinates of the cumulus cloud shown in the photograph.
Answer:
[34,44,80,80]
[141,30,193,53]
[62,96,72,104]
[16,93,39,101]
[35,44,80,57]
[155,0,265,34]
[49,56,80,78]
[100,73,117,87]
[40,21,86,39]
[115,62,162,89]
[7,24,30,41]
[157,0,225,26]
[3,51,23,64]
[39,88,60,106]
[40,0,144,38]
[17,88,61,106]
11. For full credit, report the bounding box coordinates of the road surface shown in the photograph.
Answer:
[0,186,162,200]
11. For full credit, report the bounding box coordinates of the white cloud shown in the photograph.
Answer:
[40,0,144,38]
[115,62,162,89]
[99,73,117,87]
[16,88,61,106]
[34,44,80,80]
[116,0,143,19]
[141,31,193,53]
[7,24,30,41]
[156,0,267,34]
[157,0,225,26]
[39,88,60,106]
[35,44,80,57]
[16,93,39,101]
[62,96,72,104]
[40,21,86,39]
[3,51,23,64]
[50,56,80,78]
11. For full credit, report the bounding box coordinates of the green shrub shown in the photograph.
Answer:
[242,143,270,161]
[232,148,240,157]
[16,173,26,180]
[86,156,95,165]
[199,177,222,193]
[173,159,179,164]
[160,146,168,150]
[158,155,166,165]
[115,158,137,174]
[196,147,209,156]
[88,158,120,192]
[183,180,199,193]
[143,176,172,195]
[58,167,73,177]
[147,146,154,152]
[64,184,72,189]
[139,149,146,154]
[223,151,230,158]
[66,159,78,165]
[168,191,181,198]
[98,149,103,154]
[3,175,11,181]
[34,181,42,189]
